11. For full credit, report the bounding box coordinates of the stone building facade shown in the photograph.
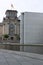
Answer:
[0,10,20,41]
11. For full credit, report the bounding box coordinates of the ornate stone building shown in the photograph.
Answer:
[0,10,20,41]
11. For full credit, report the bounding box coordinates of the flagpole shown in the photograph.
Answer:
[11,4,14,10]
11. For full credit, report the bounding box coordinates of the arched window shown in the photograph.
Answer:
[9,23,15,35]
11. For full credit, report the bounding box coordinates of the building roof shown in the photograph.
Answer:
[5,10,18,14]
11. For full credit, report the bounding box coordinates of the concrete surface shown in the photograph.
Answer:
[0,49,43,65]
[20,12,43,44]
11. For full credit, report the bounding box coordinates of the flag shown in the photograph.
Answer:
[11,4,14,8]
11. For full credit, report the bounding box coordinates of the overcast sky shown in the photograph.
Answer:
[0,0,43,22]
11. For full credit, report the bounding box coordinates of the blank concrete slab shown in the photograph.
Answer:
[0,49,43,65]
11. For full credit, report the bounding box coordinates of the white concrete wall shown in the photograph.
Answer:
[19,13,24,44]
[20,12,43,44]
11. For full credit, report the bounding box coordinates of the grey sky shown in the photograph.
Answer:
[0,0,43,22]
